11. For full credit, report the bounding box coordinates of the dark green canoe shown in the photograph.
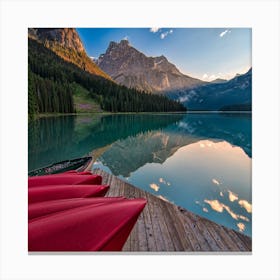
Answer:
[28,156,93,177]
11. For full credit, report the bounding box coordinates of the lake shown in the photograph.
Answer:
[29,113,252,236]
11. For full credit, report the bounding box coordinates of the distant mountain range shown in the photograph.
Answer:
[166,68,252,111]
[96,39,205,93]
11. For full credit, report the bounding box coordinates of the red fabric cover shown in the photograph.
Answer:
[28,198,147,251]
[28,174,102,187]
[29,197,125,220]
[28,185,109,204]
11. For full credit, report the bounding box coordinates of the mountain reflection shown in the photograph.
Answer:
[97,113,251,177]
[28,114,183,170]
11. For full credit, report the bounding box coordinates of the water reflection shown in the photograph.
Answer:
[29,113,252,236]
[95,138,252,236]
[28,114,183,170]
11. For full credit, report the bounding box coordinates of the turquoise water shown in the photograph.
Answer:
[29,113,252,236]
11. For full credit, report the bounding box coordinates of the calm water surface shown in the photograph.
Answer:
[29,113,252,236]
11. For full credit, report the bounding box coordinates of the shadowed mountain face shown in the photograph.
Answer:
[167,68,252,111]
[96,113,252,177]
[96,40,205,93]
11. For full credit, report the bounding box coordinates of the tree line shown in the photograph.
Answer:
[28,38,186,119]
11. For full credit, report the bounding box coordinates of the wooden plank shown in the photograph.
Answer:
[175,206,211,251]
[133,187,148,252]
[149,195,175,251]
[155,198,178,251]
[158,201,186,251]
[138,192,157,251]
[127,185,139,251]
[145,193,166,251]
[234,232,252,251]
[210,223,241,251]
[191,216,221,251]
[223,228,252,251]
[199,219,230,251]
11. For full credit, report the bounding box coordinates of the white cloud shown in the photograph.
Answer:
[160,32,167,39]
[219,29,231,37]
[150,27,160,33]
[202,73,208,79]
[212,178,221,185]
[160,29,173,39]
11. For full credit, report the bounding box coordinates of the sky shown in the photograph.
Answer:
[76,28,251,81]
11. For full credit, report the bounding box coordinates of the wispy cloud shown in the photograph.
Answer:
[150,27,160,33]
[219,29,231,38]
[160,29,173,39]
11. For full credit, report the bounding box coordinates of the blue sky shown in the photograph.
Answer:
[77,28,251,81]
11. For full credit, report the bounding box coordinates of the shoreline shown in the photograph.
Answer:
[30,110,252,120]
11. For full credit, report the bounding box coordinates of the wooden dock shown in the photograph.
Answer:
[92,169,252,252]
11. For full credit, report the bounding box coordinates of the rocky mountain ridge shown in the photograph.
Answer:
[96,39,205,93]
[28,28,111,80]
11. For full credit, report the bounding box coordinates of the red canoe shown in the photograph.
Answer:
[28,198,147,251]
[28,185,109,204]
[28,174,102,188]
[29,197,126,220]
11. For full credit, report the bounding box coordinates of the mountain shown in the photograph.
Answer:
[96,39,205,93]
[28,28,111,80]
[28,28,186,119]
[167,68,252,111]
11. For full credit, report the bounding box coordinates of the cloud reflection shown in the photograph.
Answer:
[150,183,160,192]
[237,223,246,232]
[204,199,250,222]
[228,191,238,202]
[159,177,171,186]
[204,199,224,212]
[238,200,252,213]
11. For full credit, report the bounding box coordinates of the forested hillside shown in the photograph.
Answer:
[28,38,186,119]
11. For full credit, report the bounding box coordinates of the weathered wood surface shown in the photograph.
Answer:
[93,169,252,252]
